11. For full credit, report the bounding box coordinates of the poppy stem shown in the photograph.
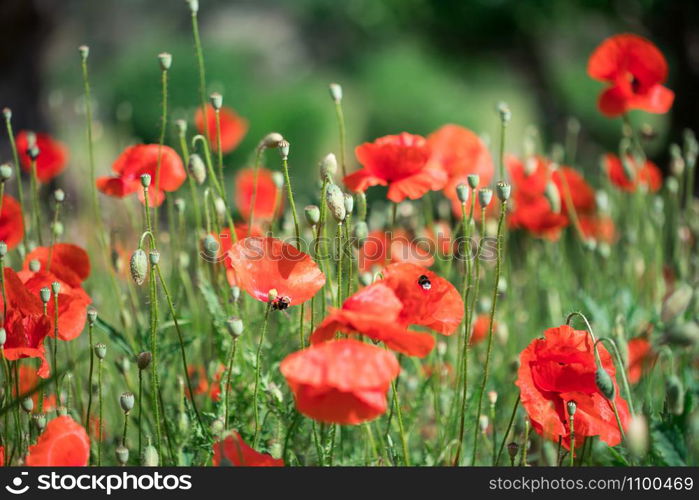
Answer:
[52,291,60,411]
[223,337,238,427]
[333,100,348,178]
[153,62,170,234]
[253,303,272,447]
[29,159,43,246]
[336,221,343,307]
[190,3,210,142]
[148,262,164,464]
[281,156,301,247]
[97,355,103,466]
[137,368,143,460]
[390,378,410,465]
[471,198,507,465]
[494,394,520,465]
[248,147,264,236]
[177,126,204,245]
[597,337,635,415]
[122,411,130,448]
[2,111,28,252]
[214,108,224,187]
[85,320,95,439]
[520,418,530,466]
[569,411,575,467]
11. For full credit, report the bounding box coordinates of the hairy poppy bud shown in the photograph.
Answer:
[594,366,615,400]
[137,352,152,371]
[33,413,46,431]
[3,107,12,120]
[175,119,187,136]
[666,375,684,415]
[496,182,511,202]
[663,321,699,347]
[456,184,469,204]
[320,153,337,178]
[29,259,40,272]
[259,132,284,150]
[356,191,367,221]
[479,415,489,432]
[329,82,343,102]
[149,250,160,266]
[158,52,172,71]
[0,327,5,347]
[140,173,151,189]
[0,241,7,258]
[496,101,511,123]
[226,317,244,338]
[120,392,135,413]
[467,174,480,190]
[477,188,493,209]
[344,193,354,215]
[188,153,207,185]
[214,197,226,220]
[116,445,129,466]
[359,271,373,287]
[40,287,51,304]
[94,343,107,360]
[0,163,12,182]
[567,400,577,417]
[278,140,290,161]
[130,249,148,285]
[22,397,34,413]
[661,283,693,324]
[544,181,561,214]
[353,221,369,247]
[268,288,278,302]
[202,234,219,260]
[326,183,346,222]
[142,440,159,466]
[304,205,320,226]
[87,309,97,326]
[210,92,223,110]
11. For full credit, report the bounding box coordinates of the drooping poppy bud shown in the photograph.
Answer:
[320,153,337,179]
[130,249,148,285]
[595,366,616,400]
[187,154,207,185]
[326,183,346,222]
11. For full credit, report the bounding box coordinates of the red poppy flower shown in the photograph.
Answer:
[280,339,400,425]
[214,225,263,287]
[427,125,494,215]
[0,195,24,250]
[310,283,435,357]
[358,230,434,272]
[379,262,463,335]
[0,445,4,466]
[23,243,90,289]
[235,167,282,221]
[25,416,90,466]
[470,314,497,346]
[188,364,226,402]
[627,337,653,384]
[344,132,447,202]
[16,131,69,183]
[516,325,630,450]
[227,236,325,307]
[603,153,662,192]
[97,144,186,206]
[213,432,283,466]
[588,34,674,117]
[579,215,617,245]
[424,221,453,257]
[195,104,248,154]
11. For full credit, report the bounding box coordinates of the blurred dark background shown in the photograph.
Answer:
[1,0,698,200]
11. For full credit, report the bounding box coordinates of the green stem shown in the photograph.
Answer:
[247,148,264,235]
[334,101,347,178]
[97,358,103,466]
[29,159,43,245]
[214,108,224,187]
[495,395,520,465]
[253,304,272,446]
[223,337,238,427]
[3,112,27,251]
[281,156,301,246]
[390,379,410,466]
[191,8,210,141]
[153,66,169,232]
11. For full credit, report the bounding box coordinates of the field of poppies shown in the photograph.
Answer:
[0,1,698,468]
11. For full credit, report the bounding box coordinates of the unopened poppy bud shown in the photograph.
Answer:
[202,234,219,259]
[186,0,199,13]
[22,397,34,413]
[0,327,5,347]
[326,183,346,222]
[211,417,225,436]
[226,317,244,338]
[116,356,130,375]
[175,119,187,136]
[177,411,189,433]
[507,442,519,460]
[271,171,284,189]
[496,182,511,202]
[209,92,223,110]
[187,153,207,184]
[87,309,97,325]
[3,107,12,120]
[52,188,65,204]
[52,221,64,238]
[594,366,615,400]
[268,288,278,302]
[149,250,160,266]
[627,415,648,458]
[496,101,512,123]
[231,286,241,303]
[320,153,337,178]
[213,197,226,220]
[40,287,51,304]
[174,198,186,213]
[543,181,561,214]
[567,400,577,417]
[94,343,107,360]
[467,174,480,189]
[78,45,89,60]
[29,259,40,272]
[137,351,152,371]
[456,184,469,203]
[329,82,343,102]
[661,283,693,324]
[142,441,159,466]
[487,391,498,405]
[130,249,148,285]
[478,188,493,208]
[158,52,172,71]
[479,415,489,432]
[353,221,368,247]
[359,271,373,286]
[116,445,129,466]
[344,193,354,215]
[259,132,284,150]
[120,392,135,413]
[51,281,61,295]
[356,191,367,220]
[666,375,684,415]
[0,242,7,258]
[278,140,290,161]
[140,173,151,188]
[304,205,320,226]
[0,163,12,182]
[33,413,46,431]
[28,145,40,161]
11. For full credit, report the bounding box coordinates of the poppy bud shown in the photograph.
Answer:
[304,205,320,226]
[663,321,699,347]
[566,400,577,417]
[259,132,284,150]
[94,343,107,360]
[496,101,512,123]
[130,249,148,285]
[226,317,244,338]
[487,391,498,405]
[174,198,186,213]
[271,171,284,189]
[116,445,129,466]
[209,92,223,110]
[231,286,241,303]
[158,52,172,71]
[177,411,189,434]
[467,174,480,189]
[28,145,40,161]
[268,288,278,302]
[120,392,135,413]
[29,259,40,272]
[0,163,12,182]
[3,107,12,120]
[456,184,469,204]
[21,397,34,413]
[356,191,367,221]
[175,119,187,136]
[278,140,290,161]
[52,189,65,204]
[320,153,338,178]
[57,406,68,416]
[52,221,64,238]
[627,415,648,458]
[140,173,151,189]
[594,366,615,400]
[477,188,493,208]
[142,440,159,466]
[496,182,511,202]
[661,283,693,324]
[507,442,519,460]
[0,327,5,347]
[149,250,160,266]
[0,242,6,258]
[187,154,207,185]
[137,352,152,371]
[353,221,369,247]
[329,82,343,102]
[359,271,373,286]
[116,356,131,375]
[213,197,226,220]
[326,183,346,222]
[666,176,679,194]
[544,181,561,214]
[87,309,97,326]
[202,234,219,260]
[39,287,51,304]
[33,413,46,431]
[211,418,225,436]
[479,415,489,432]
[341,195,353,218]
[666,375,684,415]
[78,45,89,60]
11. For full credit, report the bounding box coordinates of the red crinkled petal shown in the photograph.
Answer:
[213,432,283,466]
[0,195,24,250]
[25,416,90,466]
[195,104,248,154]
[235,167,281,221]
[23,243,91,288]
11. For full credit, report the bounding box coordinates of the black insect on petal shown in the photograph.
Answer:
[417,274,431,291]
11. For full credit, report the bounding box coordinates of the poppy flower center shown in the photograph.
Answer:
[272,296,291,310]
[626,72,642,94]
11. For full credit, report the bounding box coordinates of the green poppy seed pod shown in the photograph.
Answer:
[203,234,220,260]
[353,221,369,247]
[140,173,151,188]
[496,182,511,202]
[278,140,290,161]
[661,283,693,324]
[51,221,64,238]
[94,343,107,360]
[28,145,40,161]
[53,189,65,203]
[544,181,561,214]
[496,101,512,123]
[213,197,226,220]
[467,174,480,189]
[158,52,172,71]
[627,415,648,458]
[320,153,338,178]
[268,288,278,302]
[666,375,685,416]
[142,442,159,467]
[476,297,492,315]
[29,259,40,272]
[479,414,489,432]
[359,272,373,287]
[211,417,225,436]
[56,405,68,416]
[231,286,241,303]
[137,351,152,371]
[456,183,469,204]
[304,205,320,226]
[344,193,354,215]
[3,107,12,120]
[566,400,577,417]
[477,188,493,209]
[21,397,34,413]
[187,153,207,185]
[226,317,244,338]
[51,281,61,295]
[116,445,129,466]
[356,191,367,221]
[39,287,51,304]
[175,119,187,136]
[210,92,223,110]
[186,0,199,13]
[329,82,343,102]
[326,183,346,222]
[0,241,7,258]
[487,391,498,405]
[0,327,6,347]
[663,321,699,347]
[149,250,160,266]
[507,442,519,460]
[594,366,615,400]
[87,309,97,326]
[33,413,46,431]
[120,392,135,413]
[78,45,89,60]
[0,163,13,182]
[666,176,679,194]
[130,248,148,285]
[259,132,284,150]
[174,198,186,214]
[271,171,284,189]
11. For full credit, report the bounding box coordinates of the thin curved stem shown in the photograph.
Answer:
[253,304,272,446]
